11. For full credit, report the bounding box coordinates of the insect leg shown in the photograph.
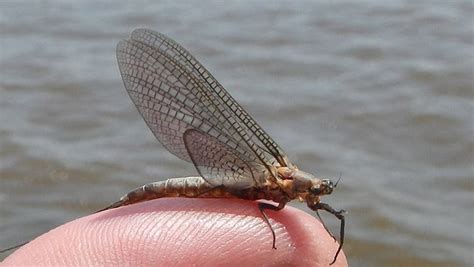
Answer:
[257,201,286,249]
[315,210,337,241]
[312,202,346,265]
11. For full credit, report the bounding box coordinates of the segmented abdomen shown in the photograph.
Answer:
[100,176,236,211]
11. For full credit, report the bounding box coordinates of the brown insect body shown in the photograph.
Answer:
[105,166,332,222]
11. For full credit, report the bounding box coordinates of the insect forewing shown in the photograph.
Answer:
[116,29,287,186]
[129,29,290,167]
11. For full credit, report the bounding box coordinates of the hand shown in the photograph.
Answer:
[3,198,347,266]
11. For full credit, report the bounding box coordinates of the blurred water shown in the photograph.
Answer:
[1,0,473,266]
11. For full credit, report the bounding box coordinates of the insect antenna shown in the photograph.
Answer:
[334,171,342,188]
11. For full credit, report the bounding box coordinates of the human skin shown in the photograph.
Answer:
[2,198,347,266]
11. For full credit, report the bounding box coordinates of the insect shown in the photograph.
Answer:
[1,28,346,264]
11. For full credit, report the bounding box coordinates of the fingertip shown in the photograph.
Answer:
[274,206,348,266]
[3,199,347,266]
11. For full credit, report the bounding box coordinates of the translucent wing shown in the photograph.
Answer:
[117,29,288,186]
[117,35,255,164]
[127,29,290,167]
[184,129,265,187]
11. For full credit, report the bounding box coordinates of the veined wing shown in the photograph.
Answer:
[117,36,254,164]
[117,29,287,186]
[129,29,289,168]
[128,29,290,166]
[184,129,265,187]
[126,29,290,167]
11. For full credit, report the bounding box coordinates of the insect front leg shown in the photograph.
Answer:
[257,201,287,249]
[310,202,346,265]
[315,210,337,241]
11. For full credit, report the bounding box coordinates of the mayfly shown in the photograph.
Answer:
[1,29,346,264]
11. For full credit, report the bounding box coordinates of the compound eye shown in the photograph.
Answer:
[309,179,335,195]
[320,179,334,195]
